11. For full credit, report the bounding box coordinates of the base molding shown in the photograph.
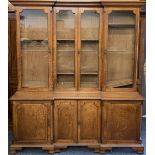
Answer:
[100,143,144,154]
[10,144,54,154]
[10,143,144,154]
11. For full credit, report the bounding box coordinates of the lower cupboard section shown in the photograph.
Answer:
[102,101,142,143]
[12,101,52,143]
[54,100,101,143]
[10,100,143,154]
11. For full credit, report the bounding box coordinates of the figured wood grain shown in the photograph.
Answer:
[78,100,101,143]
[13,101,51,143]
[102,101,141,142]
[54,100,77,143]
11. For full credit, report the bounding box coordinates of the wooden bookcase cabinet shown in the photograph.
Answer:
[9,0,145,154]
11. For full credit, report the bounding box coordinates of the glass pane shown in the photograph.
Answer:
[56,10,75,88]
[20,10,48,88]
[106,11,135,88]
[80,10,100,88]
[56,10,75,40]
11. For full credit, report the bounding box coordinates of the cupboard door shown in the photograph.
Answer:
[20,9,50,88]
[78,100,101,143]
[55,8,77,89]
[104,10,138,89]
[54,100,77,143]
[79,9,102,89]
[103,101,141,143]
[13,101,51,143]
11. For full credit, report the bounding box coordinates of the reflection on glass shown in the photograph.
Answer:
[106,11,135,88]
[20,10,48,88]
[56,10,75,88]
[80,10,100,88]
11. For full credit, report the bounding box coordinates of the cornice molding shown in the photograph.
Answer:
[8,2,16,12]
[9,0,146,7]
[9,0,56,6]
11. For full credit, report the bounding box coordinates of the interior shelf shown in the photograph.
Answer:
[21,50,48,52]
[81,39,99,41]
[57,39,75,41]
[106,49,133,53]
[80,73,98,75]
[57,73,75,75]
[106,79,133,87]
[108,23,135,28]
[21,38,48,41]
[81,50,97,52]
[57,50,75,52]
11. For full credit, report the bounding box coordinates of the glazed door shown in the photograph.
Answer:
[54,8,78,89]
[78,8,102,90]
[78,100,101,143]
[103,8,139,90]
[18,8,52,89]
[13,101,51,143]
[54,100,77,143]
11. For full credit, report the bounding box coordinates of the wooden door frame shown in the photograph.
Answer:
[16,7,52,91]
[53,7,78,91]
[102,7,140,92]
[77,8,103,91]
[102,101,142,143]
[54,100,78,143]
[77,100,101,143]
[12,101,51,143]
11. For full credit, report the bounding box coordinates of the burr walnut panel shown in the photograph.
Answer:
[78,100,101,143]
[54,100,77,143]
[13,101,51,143]
[102,101,141,142]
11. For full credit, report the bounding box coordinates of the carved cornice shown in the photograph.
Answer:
[55,0,102,7]
[8,2,16,12]
[9,0,56,6]
[101,0,145,7]
[9,0,146,7]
